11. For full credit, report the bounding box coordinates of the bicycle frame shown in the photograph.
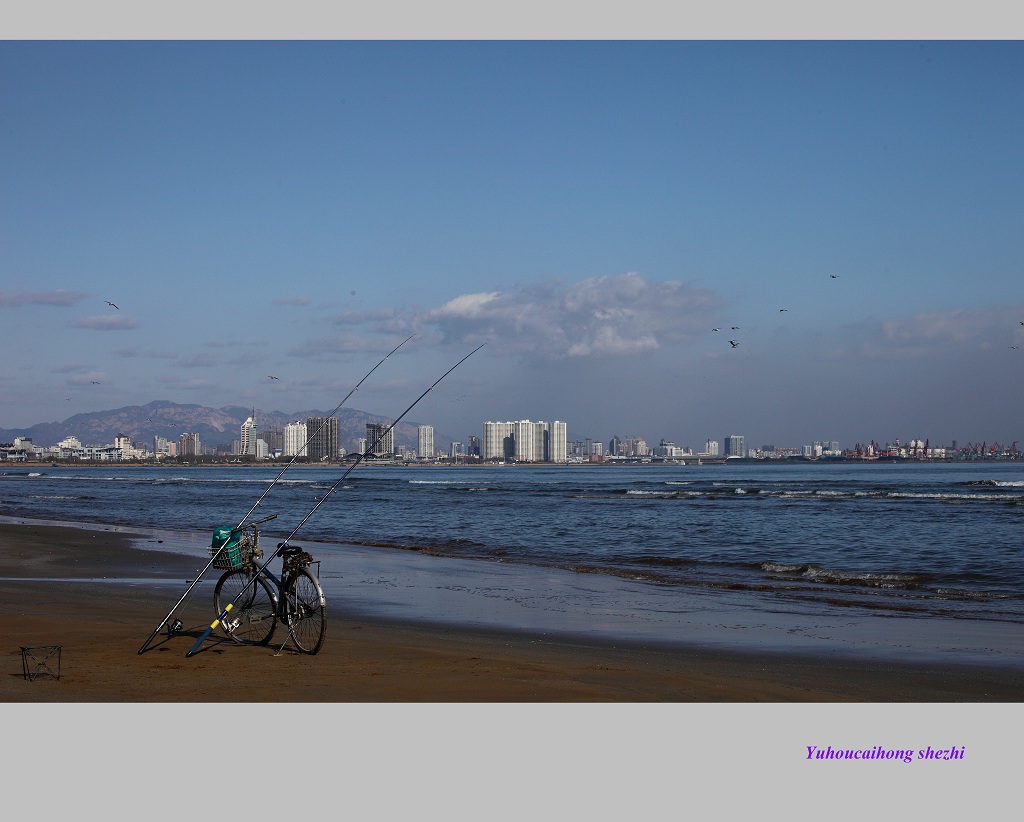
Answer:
[211,540,326,654]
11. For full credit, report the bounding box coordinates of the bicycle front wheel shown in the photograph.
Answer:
[285,568,327,654]
[214,569,278,645]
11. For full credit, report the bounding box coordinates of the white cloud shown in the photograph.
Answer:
[423,272,722,358]
[847,306,1024,359]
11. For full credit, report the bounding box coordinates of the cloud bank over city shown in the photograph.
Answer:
[3,41,1024,450]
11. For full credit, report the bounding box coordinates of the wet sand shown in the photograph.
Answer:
[3,521,1020,818]
[2,521,1023,702]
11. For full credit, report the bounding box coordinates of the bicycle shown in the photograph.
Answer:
[209,520,327,654]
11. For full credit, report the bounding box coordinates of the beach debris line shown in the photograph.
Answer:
[137,335,415,655]
[184,342,486,659]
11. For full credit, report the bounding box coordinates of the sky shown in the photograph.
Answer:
[3,38,1024,451]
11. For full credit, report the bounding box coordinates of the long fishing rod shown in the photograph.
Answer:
[233,334,414,531]
[137,335,415,655]
[185,342,485,658]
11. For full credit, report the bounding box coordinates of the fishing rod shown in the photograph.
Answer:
[233,334,414,531]
[137,335,414,655]
[185,342,485,658]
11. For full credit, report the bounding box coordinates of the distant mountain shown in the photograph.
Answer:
[0,400,450,452]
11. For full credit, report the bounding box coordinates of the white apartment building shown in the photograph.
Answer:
[417,425,434,459]
[284,421,308,458]
[240,415,256,456]
[482,419,567,463]
[483,421,515,461]
[548,420,567,463]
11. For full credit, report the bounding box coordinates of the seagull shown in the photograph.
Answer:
[779,308,788,312]
[712,328,720,332]
[830,274,838,279]
[90,380,100,384]
[105,301,119,309]
[268,375,279,380]
[731,326,740,330]
[729,340,739,348]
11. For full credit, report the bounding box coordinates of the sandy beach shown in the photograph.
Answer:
[2,521,1023,702]
[2,523,1021,819]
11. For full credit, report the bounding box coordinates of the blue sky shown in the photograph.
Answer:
[3,40,1024,450]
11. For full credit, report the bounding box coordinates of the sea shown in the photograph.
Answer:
[3,460,1024,664]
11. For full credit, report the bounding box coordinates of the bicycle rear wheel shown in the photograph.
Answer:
[285,568,327,654]
[214,569,278,645]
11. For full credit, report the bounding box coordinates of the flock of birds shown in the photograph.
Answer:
[714,302,796,349]
[713,274,1023,353]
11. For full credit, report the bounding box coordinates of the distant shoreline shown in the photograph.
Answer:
[3,456,1018,469]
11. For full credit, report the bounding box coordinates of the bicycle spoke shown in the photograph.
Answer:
[286,569,327,654]
[214,569,278,646]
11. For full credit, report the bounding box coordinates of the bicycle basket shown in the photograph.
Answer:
[209,526,256,570]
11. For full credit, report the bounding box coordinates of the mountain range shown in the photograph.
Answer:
[0,400,451,453]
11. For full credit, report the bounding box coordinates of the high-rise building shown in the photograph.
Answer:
[483,421,515,461]
[704,440,720,456]
[306,416,339,462]
[153,435,169,458]
[240,413,257,456]
[366,423,394,457]
[284,421,308,458]
[260,429,283,455]
[417,425,434,459]
[724,435,745,457]
[484,420,567,463]
[548,421,567,463]
[179,432,200,456]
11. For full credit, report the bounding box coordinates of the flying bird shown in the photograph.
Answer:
[729,340,739,348]
[712,328,720,332]
[90,380,100,384]
[105,301,119,309]
[268,375,279,380]
[830,274,838,279]
[731,326,740,330]
[779,308,788,312]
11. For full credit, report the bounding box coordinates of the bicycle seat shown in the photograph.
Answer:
[277,543,303,556]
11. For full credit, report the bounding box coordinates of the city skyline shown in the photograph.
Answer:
[5,393,1014,464]
[4,41,1024,450]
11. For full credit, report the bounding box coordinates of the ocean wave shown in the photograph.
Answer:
[762,561,926,589]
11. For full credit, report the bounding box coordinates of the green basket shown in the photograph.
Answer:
[209,526,243,570]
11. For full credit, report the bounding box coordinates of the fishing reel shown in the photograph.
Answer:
[167,617,183,638]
